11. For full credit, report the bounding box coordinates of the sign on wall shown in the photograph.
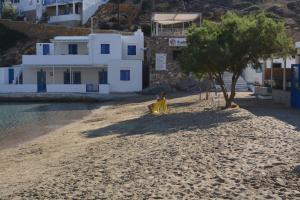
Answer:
[169,38,187,47]
[155,53,167,71]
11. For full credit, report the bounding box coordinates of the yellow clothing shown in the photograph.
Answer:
[151,98,168,114]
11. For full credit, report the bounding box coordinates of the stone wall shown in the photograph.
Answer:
[145,37,199,92]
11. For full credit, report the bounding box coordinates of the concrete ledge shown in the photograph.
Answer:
[272,89,291,107]
[0,93,113,102]
[255,87,271,96]
[0,92,140,102]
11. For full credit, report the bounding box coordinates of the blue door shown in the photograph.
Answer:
[37,70,47,92]
[43,44,50,55]
[291,64,300,108]
[8,68,14,84]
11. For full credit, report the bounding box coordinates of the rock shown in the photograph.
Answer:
[174,78,200,91]
[142,83,176,95]
[293,164,300,174]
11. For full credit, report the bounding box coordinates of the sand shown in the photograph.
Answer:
[0,93,299,199]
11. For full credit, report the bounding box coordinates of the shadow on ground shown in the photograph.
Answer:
[82,108,250,138]
[24,103,101,112]
[235,96,300,131]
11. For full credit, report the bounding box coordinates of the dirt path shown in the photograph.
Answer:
[0,93,299,199]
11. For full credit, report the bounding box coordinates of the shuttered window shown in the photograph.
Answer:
[120,70,130,81]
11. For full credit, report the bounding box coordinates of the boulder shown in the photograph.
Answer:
[293,164,300,174]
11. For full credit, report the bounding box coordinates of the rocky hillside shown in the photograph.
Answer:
[0,24,36,67]
[91,0,300,40]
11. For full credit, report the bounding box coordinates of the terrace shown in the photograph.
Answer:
[151,13,202,37]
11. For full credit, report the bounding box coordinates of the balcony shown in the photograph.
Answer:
[48,14,81,24]
[152,28,188,37]
[43,0,82,6]
[22,55,91,66]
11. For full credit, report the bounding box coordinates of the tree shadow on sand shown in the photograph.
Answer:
[235,96,300,131]
[82,108,251,138]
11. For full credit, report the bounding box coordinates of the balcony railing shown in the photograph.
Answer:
[43,0,82,6]
[22,55,91,66]
[152,28,188,37]
[48,14,81,23]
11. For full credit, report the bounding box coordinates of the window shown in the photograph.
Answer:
[101,44,110,54]
[272,63,282,68]
[68,44,78,55]
[73,72,81,84]
[43,44,50,55]
[120,70,130,81]
[64,71,81,84]
[64,71,70,84]
[128,45,136,55]
[99,69,108,84]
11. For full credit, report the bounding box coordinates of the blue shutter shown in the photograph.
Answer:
[120,70,130,81]
[128,45,136,55]
[101,44,110,54]
[69,44,78,55]
[43,44,50,55]
[8,69,14,84]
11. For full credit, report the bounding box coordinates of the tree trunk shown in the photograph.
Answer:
[218,72,240,109]
[225,72,240,108]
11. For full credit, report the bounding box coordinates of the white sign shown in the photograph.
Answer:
[169,38,187,47]
[155,53,167,71]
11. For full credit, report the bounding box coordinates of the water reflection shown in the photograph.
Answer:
[0,103,100,150]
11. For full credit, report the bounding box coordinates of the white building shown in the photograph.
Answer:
[0,29,144,94]
[5,0,109,26]
[243,57,296,86]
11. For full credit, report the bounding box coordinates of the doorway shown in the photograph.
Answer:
[37,70,47,92]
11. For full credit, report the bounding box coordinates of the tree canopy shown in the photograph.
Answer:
[179,11,294,108]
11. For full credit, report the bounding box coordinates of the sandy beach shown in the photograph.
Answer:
[0,93,299,199]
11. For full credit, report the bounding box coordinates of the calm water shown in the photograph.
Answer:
[0,103,100,150]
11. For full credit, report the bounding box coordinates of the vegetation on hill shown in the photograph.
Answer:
[0,24,27,54]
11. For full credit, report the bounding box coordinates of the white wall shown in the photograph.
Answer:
[122,30,144,60]
[82,0,109,24]
[0,68,8,84]
[36,43,54,55]
[89,34,122,64]
[108,60,143,92]
[265,57,296,68]
[47,84,86,93]
[243,66,263,85]
[0,85,37,93]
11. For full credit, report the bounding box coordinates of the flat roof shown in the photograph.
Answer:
[152,13,201,25]
[52,36,89,42]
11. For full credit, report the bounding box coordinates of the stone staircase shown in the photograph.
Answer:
[221,72,249,92]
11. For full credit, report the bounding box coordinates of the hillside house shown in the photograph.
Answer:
[0,29,144,94]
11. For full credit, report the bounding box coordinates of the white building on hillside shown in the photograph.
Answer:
[0,29,144,94]
[4,0,108,26]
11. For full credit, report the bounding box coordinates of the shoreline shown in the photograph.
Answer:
[0,102,102,150]
[1,93,299,199]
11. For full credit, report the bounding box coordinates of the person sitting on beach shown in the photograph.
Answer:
[148,92,168,114]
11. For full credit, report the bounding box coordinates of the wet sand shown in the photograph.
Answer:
[0,93,299,199]
[0,103,99,150]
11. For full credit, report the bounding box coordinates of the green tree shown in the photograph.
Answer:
[1,1,17,20]
[179,12,294,108]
